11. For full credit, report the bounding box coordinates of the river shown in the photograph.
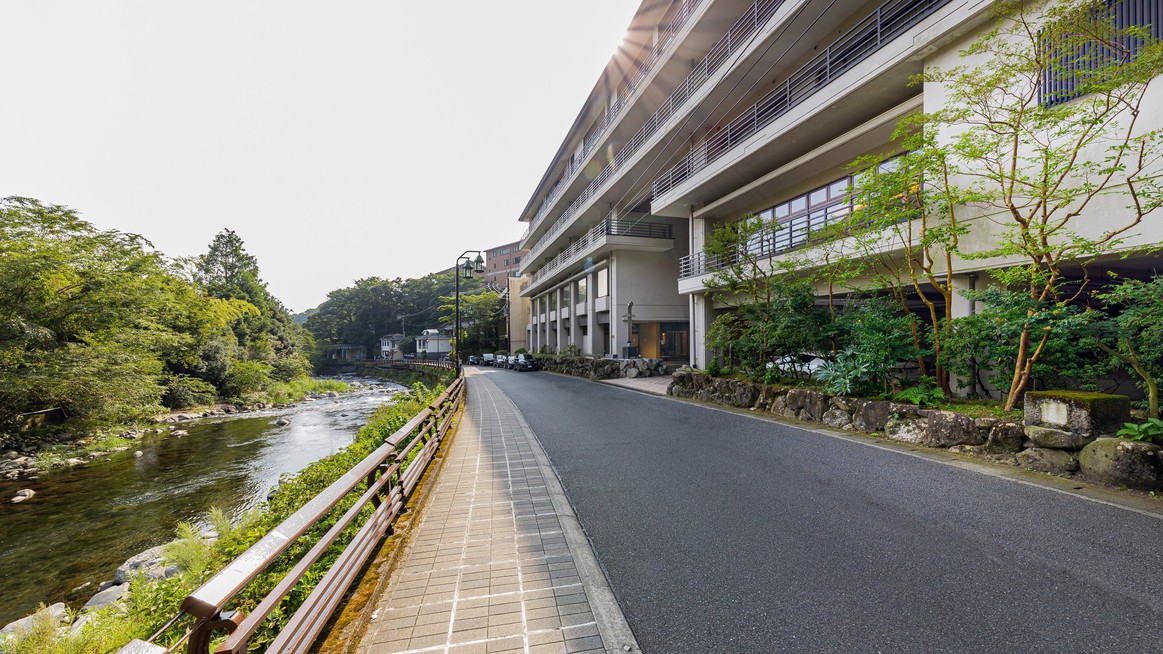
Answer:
[0,379,403,627]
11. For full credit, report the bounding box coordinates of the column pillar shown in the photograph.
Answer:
[583,271,596,355]
[554,287,564,354]
[690,291,713,369]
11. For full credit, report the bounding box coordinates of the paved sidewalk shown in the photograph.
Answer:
[356,368,638,654]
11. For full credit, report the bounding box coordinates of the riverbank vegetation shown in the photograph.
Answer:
[0,197,317,447]
[1,382,447,653]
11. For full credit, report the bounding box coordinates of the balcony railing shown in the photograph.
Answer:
[654,0,952,199]
[521,0,707,243]
[529,219,673,288]
[523,0,792,260]
[679,202,852,279]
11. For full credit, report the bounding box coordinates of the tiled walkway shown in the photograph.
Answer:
[356,369,637,654]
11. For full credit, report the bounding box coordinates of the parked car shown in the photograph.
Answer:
[514,353,538,372]
[482,353,495,366]
[467,355,481,365]
[771,353,828,378]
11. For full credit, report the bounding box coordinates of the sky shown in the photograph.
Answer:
[0,1,642,312]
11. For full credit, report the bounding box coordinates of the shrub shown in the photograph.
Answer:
[1116,418,1163,445]
[221,360,271,398]
[814,348,873,396]
[893,377,946,408]
[162,375,218,409]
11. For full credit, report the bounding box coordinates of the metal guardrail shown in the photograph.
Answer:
[653,0,951,198]
[528,219,673,288]
[523,0,791,264]
[119,372,465,654]
[679,202,851,279]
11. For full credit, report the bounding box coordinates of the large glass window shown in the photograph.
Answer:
[549,293,557,310]
[577,278,588,304]
[597,268,609,298]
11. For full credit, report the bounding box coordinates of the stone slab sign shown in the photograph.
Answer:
[1024,391,1129,436]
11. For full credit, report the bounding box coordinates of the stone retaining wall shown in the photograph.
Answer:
[668,370,1163,491]
[538,356,669,380]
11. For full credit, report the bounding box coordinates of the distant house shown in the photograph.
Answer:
[416,327,453,359]
[379,333,405,360]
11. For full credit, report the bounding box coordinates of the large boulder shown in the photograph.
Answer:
[986,422,1025,453]
[83,583,128,611]
[1079,438,1163,491]
[885,416,927,444]
[1025,425,1095,451]
[114,545,178,584]
[921,411,982,448]
[1016,447,1080,475]
[853,400,892,432]
[821,408,853,429]
[0,602,67,638]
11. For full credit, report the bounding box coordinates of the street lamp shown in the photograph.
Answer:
[454,250,485,369]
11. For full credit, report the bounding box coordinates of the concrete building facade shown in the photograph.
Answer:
[517,0,1163,375]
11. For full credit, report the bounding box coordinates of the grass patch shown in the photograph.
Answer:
[940,399,1022,422]
[261,378,353,406]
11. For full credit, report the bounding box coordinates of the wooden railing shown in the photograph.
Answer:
[119,374,466,654]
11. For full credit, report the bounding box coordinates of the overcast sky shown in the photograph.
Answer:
[0,1,640,312]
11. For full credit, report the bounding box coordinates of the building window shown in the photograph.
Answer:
[501,247,510,254]
[550,293,557,310]
[514,256,521,264]
[597,268,608,298]
[577,278,587,304]
[504,259,510,266]
[1040,0,1163,106]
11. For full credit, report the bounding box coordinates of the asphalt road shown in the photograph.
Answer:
[481,368,1163,654]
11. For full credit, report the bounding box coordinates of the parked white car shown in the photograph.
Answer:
[770,353,828,378]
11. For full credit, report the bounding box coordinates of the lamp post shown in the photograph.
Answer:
[455,250,485,369]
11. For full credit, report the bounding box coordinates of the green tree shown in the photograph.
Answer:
[916,0,1163,409]
[1089,276,1163,418]
[0,198,200,427]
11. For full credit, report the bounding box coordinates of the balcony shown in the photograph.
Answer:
[653,0,952,199]
[679,201,851,280]
[522,0,794,263]
[520,0,708,242]
[525,219,674,295]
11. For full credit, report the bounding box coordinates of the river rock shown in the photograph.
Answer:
[10,489,34,503]
[134,450,144,458]
[1079,438,1163,491]
[275,416,291,426]
[172,430,189,437]
[0,602,67,638]
[114,545,178,584]
[65,458,86,466]
[1016,447,1079,474]
[83,583,127,611]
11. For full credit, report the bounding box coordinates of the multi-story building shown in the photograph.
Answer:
[517,0,1163,370]
[483,241,527,289]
